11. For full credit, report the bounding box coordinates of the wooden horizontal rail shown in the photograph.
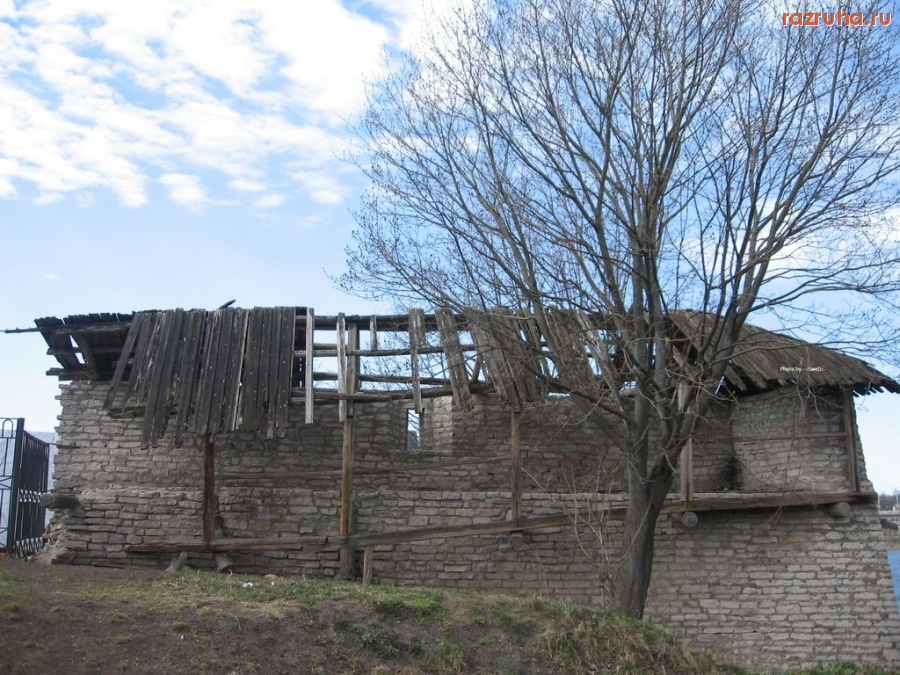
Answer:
[125,492,868,555]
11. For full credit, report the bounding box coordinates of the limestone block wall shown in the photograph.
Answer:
[44,381,900,670]
[646,504,900,669]
[732,388,852,493]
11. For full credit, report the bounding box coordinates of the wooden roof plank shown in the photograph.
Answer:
[240,309,265,431]
[145,309,186,447]
[173,310,207,447]
[436,307,473,411]
[105,311,148,409]
[222,308,249,434]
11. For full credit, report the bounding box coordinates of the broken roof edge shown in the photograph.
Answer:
[31,306,900,397]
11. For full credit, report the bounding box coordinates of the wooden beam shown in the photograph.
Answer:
[362,546,374,585]
[127,491,869,554]
[339,319,359,540]
[337,314,347,422]
[680,438,694,503]
[202,433,216,544]
[409,308,425,413]
[436,307,473,411]
[304,308,315,424]
[843,387,861,493]
[510,409,522,523]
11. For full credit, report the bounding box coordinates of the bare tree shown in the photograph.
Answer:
[343,0,900,618]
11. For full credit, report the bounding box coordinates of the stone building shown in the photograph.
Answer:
[31,306,900,670]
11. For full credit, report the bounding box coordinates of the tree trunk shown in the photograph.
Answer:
[613,464,674,619]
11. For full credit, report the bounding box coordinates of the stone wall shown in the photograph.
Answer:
[44,380,900,670]
[731,388,855,493]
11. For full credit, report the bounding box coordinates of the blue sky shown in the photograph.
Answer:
[0,0,898,493]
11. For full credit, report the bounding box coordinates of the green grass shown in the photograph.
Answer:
[1,561,897,675]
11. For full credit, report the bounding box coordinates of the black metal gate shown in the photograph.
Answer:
[0,418,50,557]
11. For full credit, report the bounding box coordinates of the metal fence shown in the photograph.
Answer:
[0,418,50,557]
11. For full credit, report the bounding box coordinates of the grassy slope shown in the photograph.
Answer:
[0,559,893,675]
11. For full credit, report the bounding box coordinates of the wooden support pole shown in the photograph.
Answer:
[677,382,694,504]
[339,409,354,533]
[202,433,216,544]
[680,438,694,503]
[362,546,373,585]
[510,409,522,523]
[339,322,360,579]
[409,308,424,414]
[369,315,378,351]
[339,323,359,536]
[304,308,315,424]
[842,387,861,493]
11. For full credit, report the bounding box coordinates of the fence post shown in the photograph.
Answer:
[5,419,25,554]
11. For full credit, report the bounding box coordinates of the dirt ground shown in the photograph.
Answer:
[0,556,736,675]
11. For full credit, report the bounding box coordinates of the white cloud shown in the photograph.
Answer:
[159,173,209,208]
[255,193,287,208]
[229,178,266,193]
[292,169,348,205]
[0,0,415,210]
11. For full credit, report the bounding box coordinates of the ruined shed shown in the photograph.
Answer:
[29,306,900,670]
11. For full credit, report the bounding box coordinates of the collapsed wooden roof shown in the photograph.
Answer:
[24,306,900,445]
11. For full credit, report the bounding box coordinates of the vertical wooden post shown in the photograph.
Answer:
[362,546,373,586]
[843,387,861,493]
[510,409,522,523]
[304,308,315,424]
[202,433,216,544]
[339,322,359,579]
[680,438,694,504]
[677,381,694,503]
[409,309,424,414]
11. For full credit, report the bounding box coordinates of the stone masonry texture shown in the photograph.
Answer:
[44,380,900,670]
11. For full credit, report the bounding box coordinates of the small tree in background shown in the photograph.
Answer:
[344,0,900,618]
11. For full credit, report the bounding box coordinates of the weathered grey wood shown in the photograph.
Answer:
[340,416,356,538]
[337,314,347,422]
[436,307,473,410]
[843,387,861,493]
[209,309,236,433]
[144,309,186,446]
[241,309,265,430]
[362,546,373,585]
[511,409,522,522]
[223,309,249,432]
[123,311,158,408]
[369,315,378,351]
[409,308,425,413]
[106,311,147,408]
[127,491,867,554]
[202,433,216,544]
[277,307,296,433]
[680,438,694,503]
[173,310,206,447]
[304,308,315,424]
